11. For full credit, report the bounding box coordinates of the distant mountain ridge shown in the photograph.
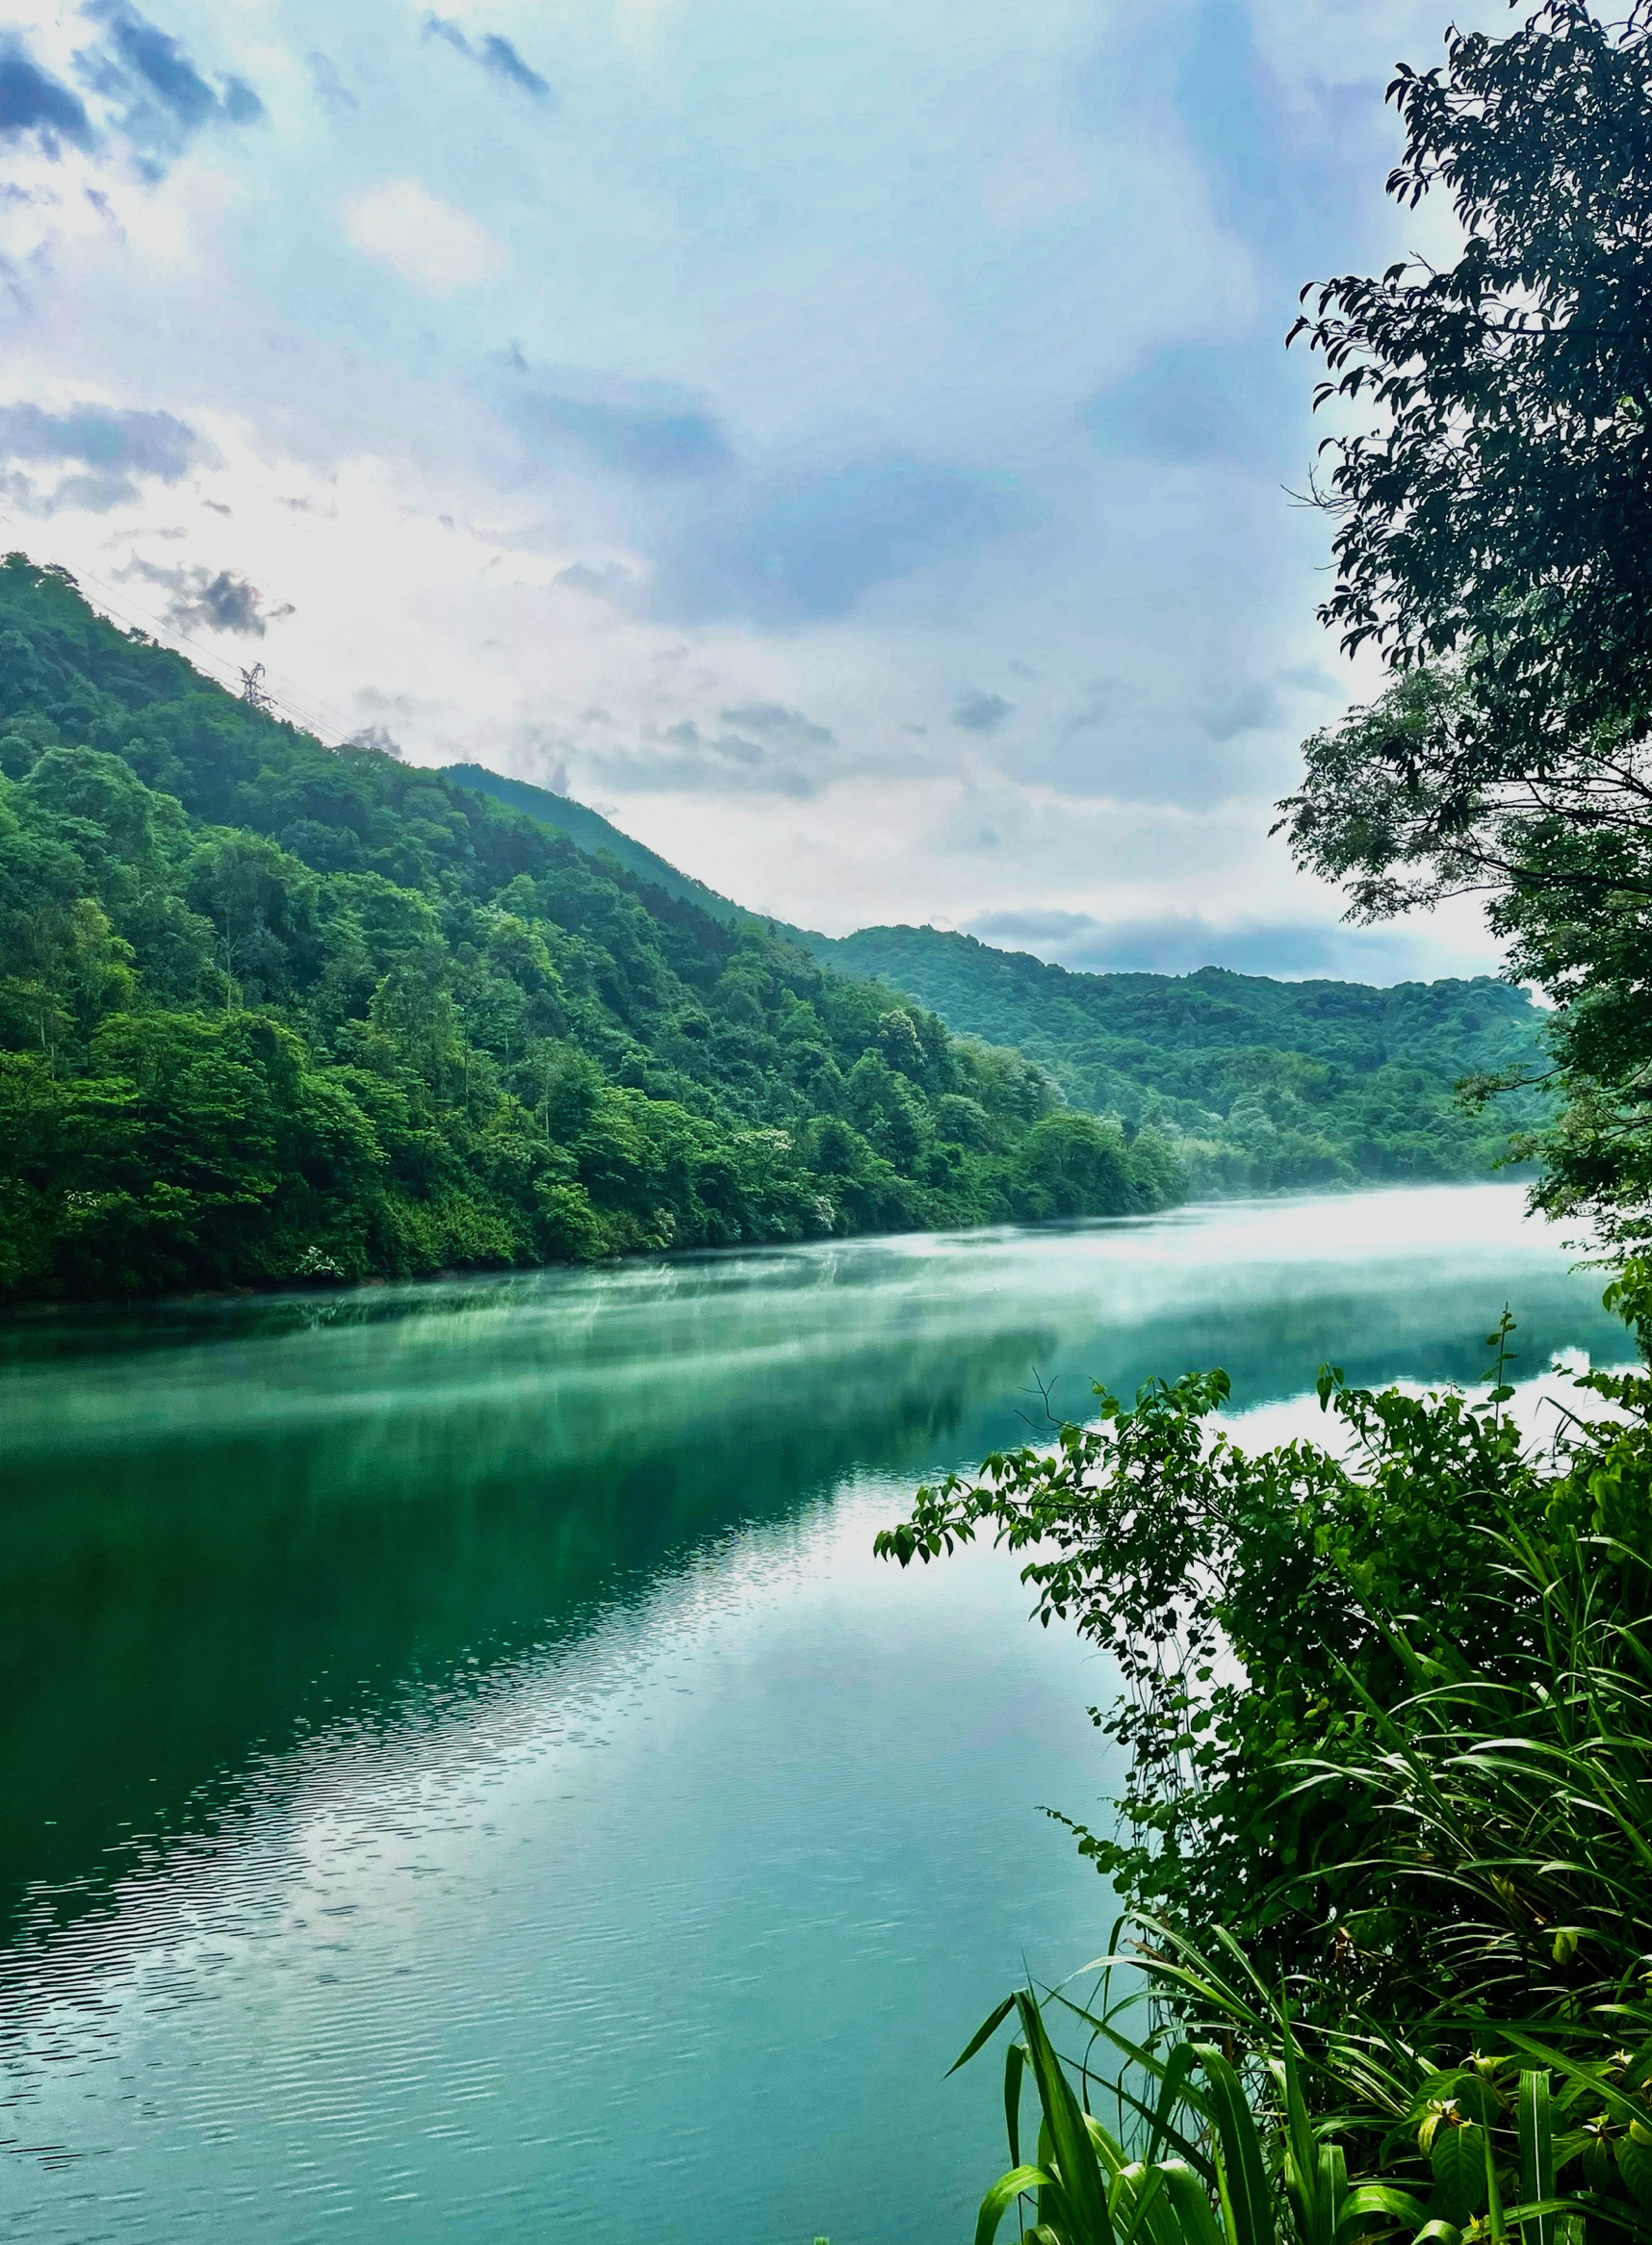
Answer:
[821,923,1545,1190]
[467,768,1543,1197]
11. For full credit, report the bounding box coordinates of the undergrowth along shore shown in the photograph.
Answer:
[880,1276,1652,2245]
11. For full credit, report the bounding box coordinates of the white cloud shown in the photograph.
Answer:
[340,178,506,295]
[0,0,1524,983]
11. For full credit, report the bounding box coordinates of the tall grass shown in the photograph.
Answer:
[882,1294,1652,2242]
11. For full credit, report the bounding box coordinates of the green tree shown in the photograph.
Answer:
[1278,2,1652,1246]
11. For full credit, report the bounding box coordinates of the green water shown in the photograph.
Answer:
[0,1186,1625,2241]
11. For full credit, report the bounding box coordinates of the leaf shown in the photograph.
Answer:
[1194,2045,1274,2245]
[950,1994,1018,2077]
[1516,2071,1556,2245]
[1616,2129,1652,2210]
[1340,2185,1430,2236]
[974,2164,1056,2245]
[1432,2123,1488,2228]
[1159,2158,1229,2245]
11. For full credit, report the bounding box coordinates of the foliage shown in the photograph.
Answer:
[829,925,1546,1194]
[0,555,1180,1299]
[945,1986,1340,2245]
[1278,5,1652,1252]
[879,1283,1652,2221]
[959,1962,1604,2245]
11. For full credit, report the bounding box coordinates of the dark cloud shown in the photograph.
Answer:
[967,907,1433,984]
[0,400,198,511]
[76,3,264,172]
[0,400,195,477]
[129,560,290,637]
[580,712,829,800]
[0,37,90,152]
[1082,341,1276,466]
[664,453,1036,625]
[719,702,836,750]
[520,384,734,480]
[951,687,1013,735]
[1277,661,1345,698]
[424,15,553,102]
[588,738,816,800]
[1199,681,1279,740]
[348,722,404,759]
[478,33,551,99]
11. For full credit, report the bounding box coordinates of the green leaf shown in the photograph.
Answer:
[1159,2158,1229,2245]
[1432,2124,1488,2228]
[1340,2186,1429,2236]
[949,1994,1018,2077]
[1616,2129,1652,2209]
[1194,2045,1274,2245]
[974,2164,1056,2245]
[1516,2071,1556,2245]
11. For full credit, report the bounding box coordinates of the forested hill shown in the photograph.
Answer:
[443,761,745,926]
[0,555,1181,1302]
[823,924,1546,1194]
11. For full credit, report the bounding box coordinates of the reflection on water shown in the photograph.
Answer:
[0,1186,1625,2242]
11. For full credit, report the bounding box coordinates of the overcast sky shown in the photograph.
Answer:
[0,0,1514,980]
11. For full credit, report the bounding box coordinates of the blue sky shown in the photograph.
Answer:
[0,0,1510,978]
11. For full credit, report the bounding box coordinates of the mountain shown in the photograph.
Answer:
[453,768,1544,1197]
[0,555,1178,1302]
[822,924,1546,1194]
[442,762,746,926]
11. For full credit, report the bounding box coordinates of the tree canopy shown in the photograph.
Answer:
[0,555,1181,1300]
[1280,0,1652,1248]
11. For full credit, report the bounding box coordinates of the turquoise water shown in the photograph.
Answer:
[0,1185,1625,2241]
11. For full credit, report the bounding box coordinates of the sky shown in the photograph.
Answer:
[0,0,1517,982]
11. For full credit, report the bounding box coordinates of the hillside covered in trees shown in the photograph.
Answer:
[0,557,1542,1302]
[0,556,1185,1301]
[828,923,1545,1193]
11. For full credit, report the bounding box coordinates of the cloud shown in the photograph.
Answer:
[951,687,1013,735]
[348,721,403,758]
[663,453,1037,625]
[0,400,195,477]
[0,38,90,152]
[1082,341,1277,466]
[0,400,198,510]
[1200,681,1279,740]
[423,15,553,102]
[342,178,506,295]
[554,559,642,603]
[719,701,837,750]
[76,2,264,170]
[517,381,734,480]
[128,560,291,637]
[305,52,357,114]
[967,907,1436,984]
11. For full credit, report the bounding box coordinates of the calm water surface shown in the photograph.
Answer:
[0,1185,1626,2242]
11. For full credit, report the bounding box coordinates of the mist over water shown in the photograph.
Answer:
[0,1186,1625,2242]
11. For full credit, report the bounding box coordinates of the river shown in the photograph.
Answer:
[0,1184,1626,2243]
